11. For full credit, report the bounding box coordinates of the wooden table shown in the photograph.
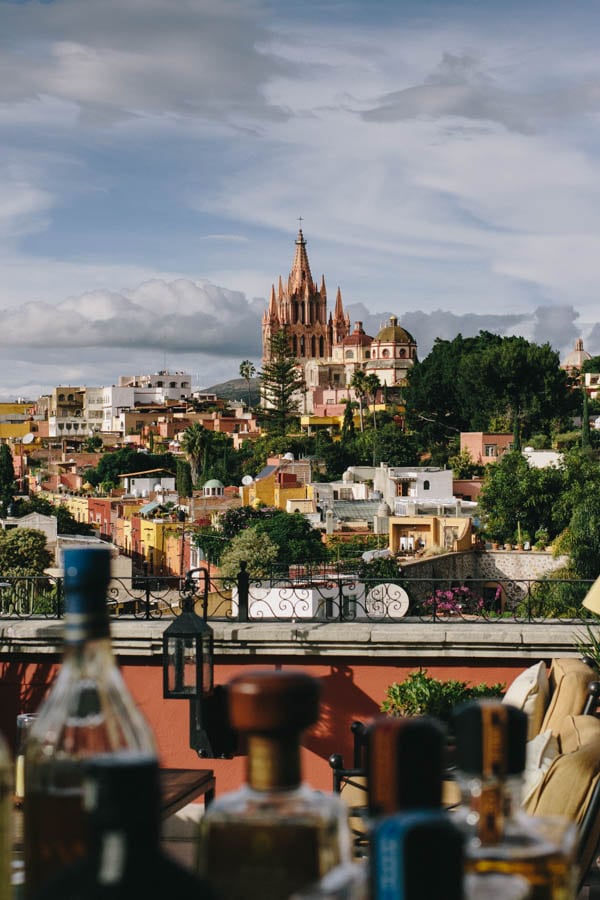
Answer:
[159,768,215,818]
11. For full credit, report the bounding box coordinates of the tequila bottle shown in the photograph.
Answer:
[30,754,216,900]
[453,701,576,900]
[23,548,157,898]
[196,670,351,900]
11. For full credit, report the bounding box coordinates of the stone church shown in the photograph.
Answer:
[262,228,418,415]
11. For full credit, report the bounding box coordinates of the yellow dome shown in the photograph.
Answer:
[375,315,414,344]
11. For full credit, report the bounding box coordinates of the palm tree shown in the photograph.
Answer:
[364,373,381,430]
[181,423,212,486]
[239,359,257,409]
[350,370,368,432]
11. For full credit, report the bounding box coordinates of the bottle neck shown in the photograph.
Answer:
[457,772,523,846]
[246,733,302,791]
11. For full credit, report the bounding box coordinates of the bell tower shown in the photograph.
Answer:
[262,228,349,363]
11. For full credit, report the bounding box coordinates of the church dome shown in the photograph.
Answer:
[562,337,591,371]
[375,315,414,344]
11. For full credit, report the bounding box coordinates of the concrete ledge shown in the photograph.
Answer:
[0,618,588,660]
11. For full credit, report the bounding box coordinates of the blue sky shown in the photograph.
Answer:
[2,0,600,399]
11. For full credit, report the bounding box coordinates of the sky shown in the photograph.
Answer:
[2,0,600,400]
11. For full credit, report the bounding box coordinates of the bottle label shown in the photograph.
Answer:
[203,821,325,900]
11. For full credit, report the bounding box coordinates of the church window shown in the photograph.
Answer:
[423,480,430,490]
[293,335,298,354]
[319,336,324,356]
[365,351,370,359]
[301,305,305,324]
[400,349,406,358]
[345,350,354,359]
[300,336,305,356]
[382,349,390,358]
[311,336,316,357]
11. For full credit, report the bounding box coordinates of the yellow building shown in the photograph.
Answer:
[389,515,473,556]
[240,460,311,510]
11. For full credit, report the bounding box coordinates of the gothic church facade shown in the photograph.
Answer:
[262,228,418,415]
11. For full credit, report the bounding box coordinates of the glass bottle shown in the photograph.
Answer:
[0,730,11,900]
[23,548,157,898]
[452,700,577,900]
[30,753,217,900]
[196,670,351,900]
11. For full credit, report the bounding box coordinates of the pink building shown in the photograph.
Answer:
[460,432,514,465]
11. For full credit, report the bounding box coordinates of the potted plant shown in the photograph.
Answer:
[381,669,505,724]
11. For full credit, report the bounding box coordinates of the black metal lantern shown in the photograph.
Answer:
[162,569,234,758]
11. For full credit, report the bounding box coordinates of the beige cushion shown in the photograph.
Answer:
[503,661,549,739]
[522,729,560,805]
[558,714,600,755]
[523,740,600,825]
[540,660,595,736]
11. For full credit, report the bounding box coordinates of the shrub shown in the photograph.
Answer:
[381,669,505,724]
[421,585,484,615]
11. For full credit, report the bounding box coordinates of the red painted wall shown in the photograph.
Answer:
[0,654,532,799]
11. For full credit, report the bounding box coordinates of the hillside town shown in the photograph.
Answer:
[0,227,599,597]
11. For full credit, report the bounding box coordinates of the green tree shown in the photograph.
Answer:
[404,332,575,459]
[0,444,15,516]
[195,526,228,566]
[582,388,591,450]
[176,459,193,498]
[219,526,279,579]
[85,447,176,489]
[259,330,305,436]
[479,451,563,544]
[239,359,257,409]
[448,449,484,480]
[83,435,103,452]
[563,489,600,580]
[341,400,357,445]
[0,528,52,576]
[181,423,212,486]
[253,510,327,568]
[13,496,94,536]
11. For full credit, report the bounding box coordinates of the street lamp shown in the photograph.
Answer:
[162,568,234,758]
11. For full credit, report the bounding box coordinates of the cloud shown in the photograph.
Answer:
[361,50,600,134]
[0,0,289,126]
[0,278,264,356]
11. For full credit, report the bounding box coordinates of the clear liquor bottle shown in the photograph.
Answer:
[0,730,11,900]
[29,753,217,900]
[452,700,577,900]
[196,670,352,900]
[23,548,157,898]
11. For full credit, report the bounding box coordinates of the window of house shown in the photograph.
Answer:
[484,444,497,457]
[423,480,430,490]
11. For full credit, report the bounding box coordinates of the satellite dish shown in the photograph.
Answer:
[283,452,294,461]
[22,433,34,445]
[241,475,254,486]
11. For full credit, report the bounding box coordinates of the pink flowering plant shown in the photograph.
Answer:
[423,585,484,616]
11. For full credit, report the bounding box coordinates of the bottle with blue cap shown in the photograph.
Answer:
[23,548,157,899]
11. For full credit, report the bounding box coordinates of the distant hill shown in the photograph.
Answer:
[203,376,261,407]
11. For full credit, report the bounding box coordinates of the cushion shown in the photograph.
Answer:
[503,661,550,739]
[522,729,560,806]
[558,714,600,755]
[523,740,600,825]
[540,661,595,736]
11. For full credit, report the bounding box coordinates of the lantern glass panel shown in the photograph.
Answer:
[202,633,214,694]
[166,635,198,697]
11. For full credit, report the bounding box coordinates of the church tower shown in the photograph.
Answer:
[262,228,349,363]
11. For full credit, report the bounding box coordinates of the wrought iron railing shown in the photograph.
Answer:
[0,568,596,624]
